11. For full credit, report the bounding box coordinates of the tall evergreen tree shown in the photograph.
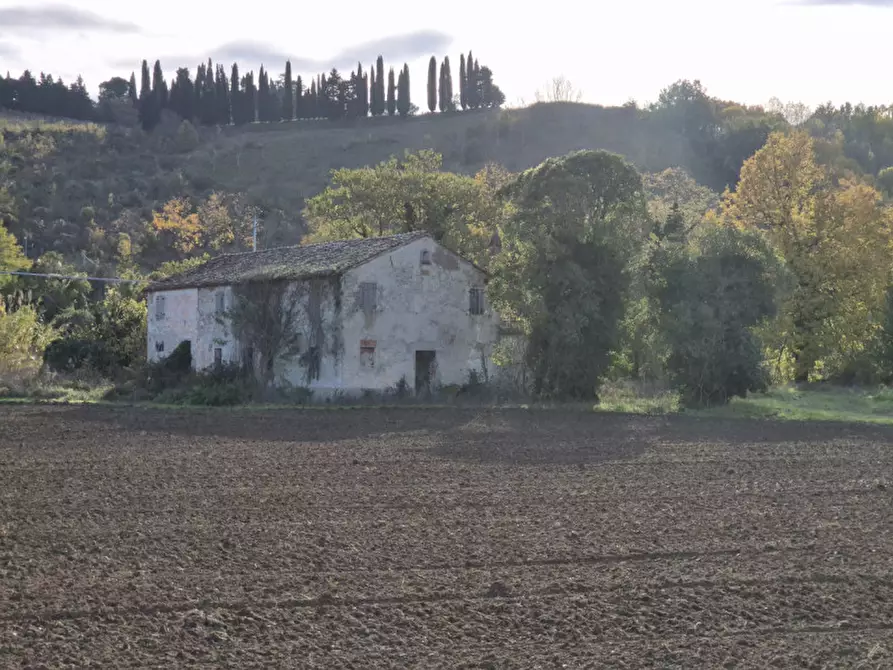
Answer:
[427,56,437,113]
[465,52,478,109]
[386,67,396,116]
[308,78,317,119]
[169,67,194,120]
[242,71,256,123]
[443,56,453,111]
[472,58,481,109]
[152,60,168,110]
[138,59,153,129]
[459,54,467,110]
[375,56,385,116]
[200,58,217,125]
[369,68,377,117]
[216,65,230,125]
[230,63,241,124]
[128,72,138,105]
[397,64,411,117]
[295,75,303,119]
[282,61,294,121]
[362,72,369,117]
[258,66,268,121]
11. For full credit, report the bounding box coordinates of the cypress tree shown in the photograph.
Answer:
[283,61,293,121]
[128,72,138,105]
[216,65,230,125]
[201,58,216,124]
[375,55,385,116]
[427,56,437,113]
[386,67,396,116]
[466,51,477,109]
[309,78,317,119]
[138,59,152,129]
[443,56,453,111]
[242,71,256,123]
[397,64,411,117]
[459,54,467,110]
[295,75,303,119]
[230,63,240,124]
[362,72,369,117]
[369,68,376,117]
[472,58,481,109]
[152,60,168,110]
[169,67,194,120]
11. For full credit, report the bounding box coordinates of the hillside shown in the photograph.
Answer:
[0,102,695,271]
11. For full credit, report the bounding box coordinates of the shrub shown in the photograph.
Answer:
[0,299,57,385]
[173,120,200,153]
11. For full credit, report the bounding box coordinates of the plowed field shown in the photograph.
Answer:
[3,405,893,668]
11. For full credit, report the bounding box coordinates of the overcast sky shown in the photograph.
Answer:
[1,0,892,108]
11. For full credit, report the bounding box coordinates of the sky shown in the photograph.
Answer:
[2,0,893,109]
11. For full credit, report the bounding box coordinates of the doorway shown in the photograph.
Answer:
[415,350,436,395]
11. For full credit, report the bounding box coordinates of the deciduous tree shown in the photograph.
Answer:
[490,151,650,399]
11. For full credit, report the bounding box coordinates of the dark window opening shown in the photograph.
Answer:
[469,287,485,315]
[214,347,223,366]
[155,341,164,353]
[415,350,436,395]
[359,282,377,312]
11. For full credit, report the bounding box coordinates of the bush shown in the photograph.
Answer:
[44,337,112,373]
[174,120,200,154]
[0,299,56,383]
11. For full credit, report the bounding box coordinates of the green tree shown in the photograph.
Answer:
[459,54,467,110]
[282,61,294,121]
[722,130,893,382]
[0,225,29,292]
[490,150,649,399]
[304,150,506,267]
[128,72,138,104]
[397,64,411,117]
[427,56,437,113]
[0,298,57,379]
[138,59,154,130]
[375,56,385,116]
[439,57,453,112]
[653,226,779,406]
[20,252,91,325]
[387,68,396,116]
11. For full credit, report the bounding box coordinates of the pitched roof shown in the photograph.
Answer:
[149,232,430,291]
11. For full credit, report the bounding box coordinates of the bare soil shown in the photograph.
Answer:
[3,405,893,668]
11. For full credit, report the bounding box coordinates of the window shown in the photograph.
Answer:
[420,250,432,266]
[214,347,223,366]
[155,294,166,321]
[215,291,225,315]
[469,287,485,315]
[359,282,377,312]
[360,339,376,368]
[155,341,165,353]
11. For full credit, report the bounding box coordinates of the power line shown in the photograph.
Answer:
[0,271,143,284]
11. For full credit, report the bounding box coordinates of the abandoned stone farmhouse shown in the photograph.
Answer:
[146,232,499,395]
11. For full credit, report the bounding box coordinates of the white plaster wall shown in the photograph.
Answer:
[340,236,499,393]
[146,288,199,363]
[195,286,240,369]
[273,278,343,391]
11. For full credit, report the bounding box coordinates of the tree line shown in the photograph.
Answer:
[0,51,504,131]
[0,72,94,121]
